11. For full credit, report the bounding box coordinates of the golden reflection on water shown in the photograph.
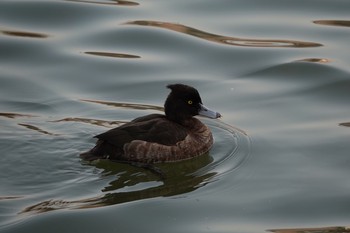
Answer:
[52,117,127,127]
[314,20,350,27]
[81,99,165,112]
[0,196,23,201]
[125,20,322,48]
[0,112,60,135]
[66,0,139,6]
[296,58,331,63]
[0,29,48,38]
[85,51,140,59]
[20,154,215,214]
[269,226,350,233]
[0,112,36,119]
[18,123,58,136]
[9,101,246,217]
[339,122,350,127]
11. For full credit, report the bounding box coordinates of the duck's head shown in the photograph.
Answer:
[164,84,221,123]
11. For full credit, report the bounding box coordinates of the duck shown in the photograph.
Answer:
[80,84,221,163]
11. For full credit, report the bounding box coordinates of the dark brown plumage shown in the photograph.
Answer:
[80,84,221,163]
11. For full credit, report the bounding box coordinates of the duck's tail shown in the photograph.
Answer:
[79,150,102,161]
[80,140,120,161]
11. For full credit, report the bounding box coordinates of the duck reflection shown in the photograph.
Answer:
[20,154,216,214]
[95,154,215,204]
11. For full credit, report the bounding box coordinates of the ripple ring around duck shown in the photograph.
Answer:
[194,118,252,178]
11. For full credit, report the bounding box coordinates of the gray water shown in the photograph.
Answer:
[1,1,350,233]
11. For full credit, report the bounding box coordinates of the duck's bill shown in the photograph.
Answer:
[198,104,222,119]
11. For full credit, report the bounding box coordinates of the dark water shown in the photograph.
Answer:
[1,0,350,232]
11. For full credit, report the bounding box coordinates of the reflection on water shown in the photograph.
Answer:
[20,154,215,214]
[125,20,322,48]
[0,112,125,133]
[85,51,140,59]
[0,112,36,119]
[81,99,165,112]
[18,123,58,136]
[66,0,139,6]
[296,58,331,63]
[52,117,127,127]
[0,196,22,201]
[15,106,249,216]
[0,29,48,39]
[314,20,350,28]
[269,226,350,233]
[1,0,350,231]
[0,100,164,137]
[339,122,350,127]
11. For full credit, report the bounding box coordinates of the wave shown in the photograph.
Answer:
[125,20,322,48]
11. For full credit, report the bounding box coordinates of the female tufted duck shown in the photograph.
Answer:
[80,84,221,163]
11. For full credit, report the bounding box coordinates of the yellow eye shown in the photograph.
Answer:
[187,100,193,105]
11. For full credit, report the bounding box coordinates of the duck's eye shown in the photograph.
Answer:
[187,100,193,105]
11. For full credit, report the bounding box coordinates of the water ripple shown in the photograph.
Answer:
[125,20,323,48]
[1,100,250,217]
[65,0,139,6]
[194,119,251,178]
[314,20,350,28]
[18,123,59,136]
[80,99,165,111]
[84,51,140,59]
[269,226,350,233]
[52,117,127,127]
[296,58,331,63]
[0,28,49,39]
[0,112,36,119]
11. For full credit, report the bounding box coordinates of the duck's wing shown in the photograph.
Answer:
[95,114,187,147]
[80,114,189,161]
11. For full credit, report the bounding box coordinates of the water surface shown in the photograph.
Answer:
[1,0,350,232]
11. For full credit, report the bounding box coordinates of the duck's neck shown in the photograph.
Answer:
[164,107,189,126]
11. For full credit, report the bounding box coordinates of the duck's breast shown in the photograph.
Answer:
[123,119,213,163]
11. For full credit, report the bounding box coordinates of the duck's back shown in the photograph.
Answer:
[80,114,188,161]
